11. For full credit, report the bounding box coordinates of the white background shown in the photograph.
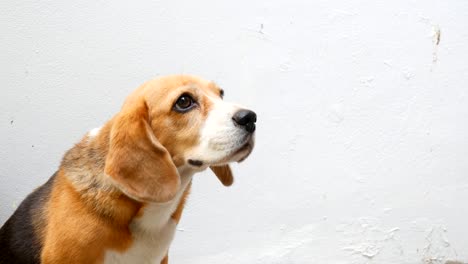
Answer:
[1,0,467,263]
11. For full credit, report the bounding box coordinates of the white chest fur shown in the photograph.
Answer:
[104,169,194,264]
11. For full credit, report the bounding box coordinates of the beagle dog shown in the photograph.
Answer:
[0,75,256,264]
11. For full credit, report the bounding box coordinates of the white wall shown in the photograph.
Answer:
[1,0,467,263]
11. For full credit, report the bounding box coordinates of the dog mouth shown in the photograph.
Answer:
[187,133,255,168]
[231,135,255,163]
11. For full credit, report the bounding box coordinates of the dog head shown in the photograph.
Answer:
[103,75,256,202]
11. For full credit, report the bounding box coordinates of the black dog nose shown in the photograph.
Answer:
[232,109,257,133]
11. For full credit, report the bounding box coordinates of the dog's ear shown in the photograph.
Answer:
[104,100,180,202]
[210,165,234,186]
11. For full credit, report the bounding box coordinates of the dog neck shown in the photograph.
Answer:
[59,121,197,227]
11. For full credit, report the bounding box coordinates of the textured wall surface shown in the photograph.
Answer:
[1,0,467,263]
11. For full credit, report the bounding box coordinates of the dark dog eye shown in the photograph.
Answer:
[174,94,195,112]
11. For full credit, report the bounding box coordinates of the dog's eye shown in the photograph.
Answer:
[174,94,195,112]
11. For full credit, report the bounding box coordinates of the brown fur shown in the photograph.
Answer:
[41,171,139,263]
[35,75,232,263]
[105,99,181,203]
[210,165,234,186]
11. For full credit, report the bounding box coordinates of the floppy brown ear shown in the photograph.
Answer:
[210,165,234,186]
[104,101,180,202]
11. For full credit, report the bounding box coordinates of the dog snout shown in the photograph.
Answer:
[232,109,257,133]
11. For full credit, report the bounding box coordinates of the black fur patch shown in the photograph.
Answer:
[0,173,56,264]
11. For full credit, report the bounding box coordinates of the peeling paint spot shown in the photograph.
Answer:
[10,120,14,125]
[258,23,264,35]
[419,15,432,24]
[360,76,375,87]
[432,25,441,64]
[433,26,441,46]
[402,68,415,80]
[418,15,441,66]
[279,62,291,72]
[338,218,401,260]
[328,103,344,124]
[422,225,457,264]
